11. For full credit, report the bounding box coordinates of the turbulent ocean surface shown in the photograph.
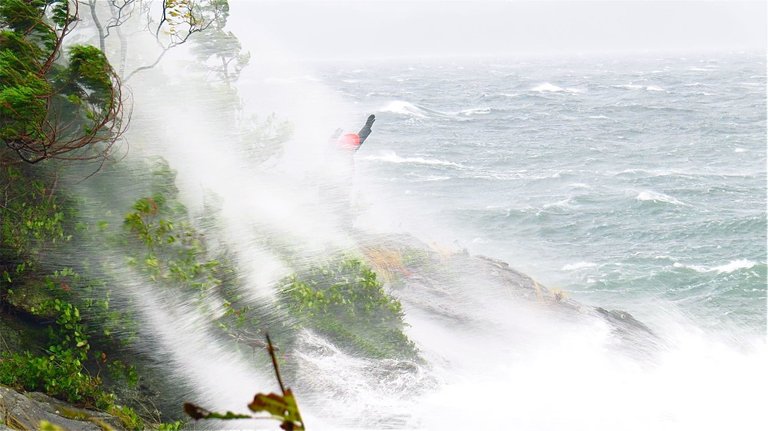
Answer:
[178,52,768,429]
[317,53,767,335]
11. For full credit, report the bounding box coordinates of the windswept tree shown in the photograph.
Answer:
[190,0,250,86]
[82,0,235,81]
[0,0,126,165]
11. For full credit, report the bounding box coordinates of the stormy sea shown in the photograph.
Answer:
[213,52,766,429]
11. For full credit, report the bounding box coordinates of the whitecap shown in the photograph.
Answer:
[673,259,757,274]
[379,101,428,118]
[456,107,492,116]
[362,151,465,168]
[712,259,757,274]
[734,148,747,153]
[613,84,645,90]
[588,115,609,120]
[613,84,665,92]
[568,183,592,189]
[562,262,597,271]
[532,83,583,94]
[635,190,687,206]
[673,262,708,273]
[532,82,565,92]
[417,175,451,182]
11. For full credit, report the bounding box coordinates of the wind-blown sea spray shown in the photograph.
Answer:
[72,25,380,420]
[58,13,768,431]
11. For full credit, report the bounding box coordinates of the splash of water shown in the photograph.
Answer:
[64,8,768,430]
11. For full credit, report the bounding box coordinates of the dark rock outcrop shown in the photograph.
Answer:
[0,386,126,431]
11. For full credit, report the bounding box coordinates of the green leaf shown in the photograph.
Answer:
[247,389,303,428]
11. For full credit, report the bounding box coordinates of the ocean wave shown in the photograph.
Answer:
[562,262,598,271]
[362,151,465,168]
[613,84,666,92]
[712,259,758,273]
[456,107,492,116]
[531,83,584,94]
[673,259,757,274]
[635,190,688,206]
[415,175,452,182]
[567,183,592,189]
[379,101,428,118]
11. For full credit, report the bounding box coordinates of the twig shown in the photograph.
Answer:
[265,333,286,396]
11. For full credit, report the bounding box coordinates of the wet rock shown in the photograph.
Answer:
[357,232,660,353]
[0,386,125,431]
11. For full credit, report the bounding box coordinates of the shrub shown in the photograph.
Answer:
[280,257,418,359]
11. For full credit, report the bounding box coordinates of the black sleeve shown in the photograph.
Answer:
[357,114,376,147]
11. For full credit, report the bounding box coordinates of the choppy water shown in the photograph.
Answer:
[318,53,767,334]
[122,50,767,430]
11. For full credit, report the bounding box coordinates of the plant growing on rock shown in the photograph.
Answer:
[280,257,418,360]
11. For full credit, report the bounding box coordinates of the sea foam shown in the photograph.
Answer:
[673,259,757,274]
[636,190,687,206]
[380,100,428,118]
[363,151,465,168]
[531,83,584,94]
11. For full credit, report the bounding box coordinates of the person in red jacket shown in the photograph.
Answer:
[333,114,375,152]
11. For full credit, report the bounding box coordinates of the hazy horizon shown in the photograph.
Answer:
[228,0,766,61]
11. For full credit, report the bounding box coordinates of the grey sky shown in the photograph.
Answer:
[227,1,766,61]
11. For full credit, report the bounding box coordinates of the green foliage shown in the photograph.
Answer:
[0,295,109,408]
[0,166,67,286]
[107,359,139,389]
[0,291,145,430]
[123,195,222,291]
[0,0,123,164]
[0,164,148,429]
[108,404,144,431]
[65,45,114,107]
[240,113,293,162]
[117,160,222,293]
[280,258,418,359]
[0,350,108,406]
[156,420,186,431]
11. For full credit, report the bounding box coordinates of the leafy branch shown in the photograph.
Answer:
[125,0,228,82]
[183,334,305,430]
[0,0,128,165]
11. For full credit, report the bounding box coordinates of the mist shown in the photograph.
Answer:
[228,0,767,61]
[2,1,765,430]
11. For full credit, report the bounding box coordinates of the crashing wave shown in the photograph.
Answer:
[532,83,585,94]
[363,151,465,168]
[673,259,757,274]
[635,190,687,206]
[379,101,428,118]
